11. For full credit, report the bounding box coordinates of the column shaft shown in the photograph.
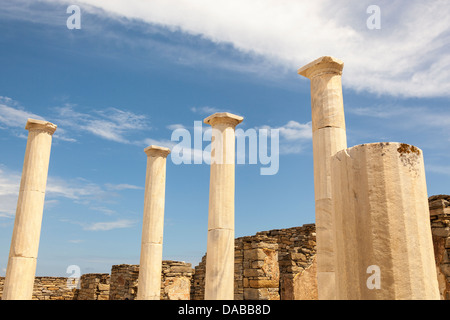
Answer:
[298,56,347,300]
[204,112,243,300]
[3,119,57,300]
[331,143,440,299]
[137,146,170,300]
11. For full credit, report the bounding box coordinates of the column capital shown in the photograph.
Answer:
[204,112,243,127]
[144,145,171,158]
[25,119,57,135]
[297,56,344,79]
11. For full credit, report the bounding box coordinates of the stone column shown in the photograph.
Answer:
[137,145,171,300]
[2,119,57,300]
[297,56,347,300]
[331,143,440,299]
[204,112,243,300]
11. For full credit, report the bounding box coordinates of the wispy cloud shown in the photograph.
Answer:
[166,124,186,131]
[142,137,177,150]
[89,206,116,215]
[104,183,142,191]
[46,176,109,201]
[54,104,150,144]
[68,239,84,244]
[82,219,136,231]
[426,164,450,176]
[0,97,43,126]
[0,166,20,218]
[0,164,142,219]
[190,106,221,115]
[348,104,450,131]
[0,97,153,144]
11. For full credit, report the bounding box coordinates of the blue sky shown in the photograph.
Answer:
[0,0,449,277]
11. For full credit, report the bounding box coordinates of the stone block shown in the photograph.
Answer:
[249,279,278,288]
[433,227,450,238]
[243,269,265,278]
[244,249,267,261]
[243,288,270,300]
[98,283,109,291]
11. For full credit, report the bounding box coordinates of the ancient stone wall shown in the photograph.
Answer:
[108,261,194,300]
[190,223,317,300]
[1,195,449,300]
[76,273,110,300]
[191,255,206,300]
[241,234,280,300]
[161,261,195,300]
[0,276,77,300]
[109,264,139,300]
[255,224,317,300]
[429,195,450,300]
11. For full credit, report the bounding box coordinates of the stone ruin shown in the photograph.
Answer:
[0,195,448,300]
[1,56,447,300]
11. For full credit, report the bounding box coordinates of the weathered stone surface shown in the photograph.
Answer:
[292,256,318,300]
[249,279,278,288]
[244,288,271,300]
[3,119,57,300]
[204,112,243,300]
[164,277,191,300]
[298,56,348,300]
[332,143,440,300]
[137,146,170,300]
[433,228,450,238]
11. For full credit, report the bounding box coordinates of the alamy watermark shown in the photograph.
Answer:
[366,265,381,290]
[367,5,381,30]
[67,5,81,30]
[170,121,279,175]
[66,265,81,289]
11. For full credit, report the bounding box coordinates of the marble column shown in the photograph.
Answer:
[137,145,171,300]
[298,56,347,300]
[331,143,440,299]
[2,119,57,300]
[204,112,243,300]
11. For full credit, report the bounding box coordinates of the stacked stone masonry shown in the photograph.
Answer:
[109,261,194,300]
[0,277,76,300]
[191,224,317,300]
[0,195,449,300]
[76,273,110,300]
[429,195,450,300]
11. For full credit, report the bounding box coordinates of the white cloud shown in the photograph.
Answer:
[141,137,177,150]
[68,239,84,244]
[0,97,150,144]
[166,124,186,130]
[0,164,141,219]
[0,166,20,218]
[190,106,221,115]
[426,164,450,176]
[46,176,109,201]
[277,121,312,141]
[348,104,450,130]
[258,120,312,154]
[54,104,150,144]
[0,96,44,130]
[90,206,116,215]
[104,183,142,191]
[83,219,136,231]
[33,0,450,98]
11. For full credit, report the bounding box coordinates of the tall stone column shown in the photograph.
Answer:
[298,56,347,300]
[137,145,171,300]
[2,119,57,300]
[204,112,243,300]
[331,143,440,299]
